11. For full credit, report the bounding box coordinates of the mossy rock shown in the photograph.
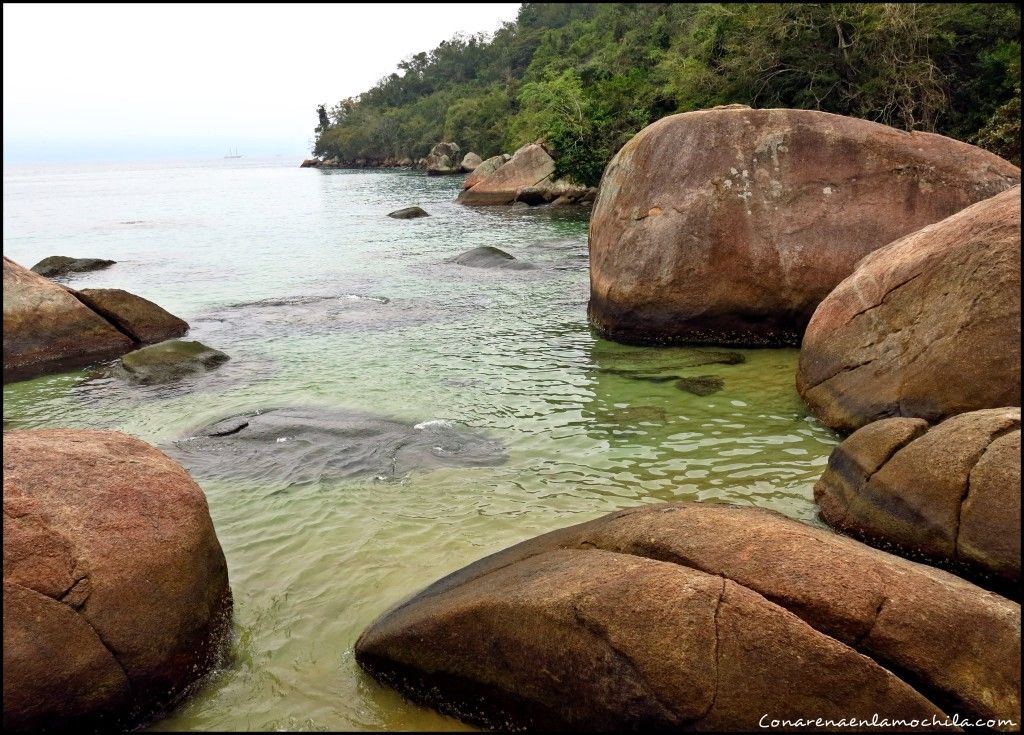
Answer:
[119,340,229,384]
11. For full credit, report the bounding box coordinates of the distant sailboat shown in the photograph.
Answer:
[224,147,242,159]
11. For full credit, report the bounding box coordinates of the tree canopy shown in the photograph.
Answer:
[313,3,1021,185]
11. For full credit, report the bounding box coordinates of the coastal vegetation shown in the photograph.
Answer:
[313,2,1022,184]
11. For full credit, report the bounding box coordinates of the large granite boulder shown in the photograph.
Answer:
[588,106,1020,347]
[356,502,1019,731]
[425,142,461,176]
[798,186,1021,432]
[74,288,189,345]
[459,152,483,172]
[3,257,132,382]
[815,408,1021,591]
[462,153,509,190]
[30,256,116,278]
[457,144,556,205]
[3,429,232,731]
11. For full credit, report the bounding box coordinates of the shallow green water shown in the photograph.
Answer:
[3,160,838,731]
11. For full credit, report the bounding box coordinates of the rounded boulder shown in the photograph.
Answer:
[356,502,1019,730]
[2,429,232,731]
[588,107,1020,346]
[798,186,1021,432]
[815,408,1021,590]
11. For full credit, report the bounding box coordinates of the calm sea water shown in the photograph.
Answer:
[2,158,839,731]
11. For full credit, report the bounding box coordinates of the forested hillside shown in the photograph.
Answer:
[313,3,1021,184]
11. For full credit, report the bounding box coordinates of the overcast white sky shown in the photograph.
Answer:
[3,3,521,162]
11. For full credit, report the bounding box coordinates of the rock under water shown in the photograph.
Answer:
[445,246,535,270]
[168,407,507,486]
[675,375,725,396]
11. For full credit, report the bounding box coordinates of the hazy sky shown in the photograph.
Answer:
[3,3,521,162]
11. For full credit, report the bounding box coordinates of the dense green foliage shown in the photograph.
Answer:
[314,3,1022,183]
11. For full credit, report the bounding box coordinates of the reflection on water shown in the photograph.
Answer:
[2,160,838,731]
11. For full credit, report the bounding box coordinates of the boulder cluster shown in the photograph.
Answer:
[3,256,227,385]
[457,142,596,206]
[302,140,598,207]
[4,257,236,730]
[6,105,1020,731]
[352,107,1022,731]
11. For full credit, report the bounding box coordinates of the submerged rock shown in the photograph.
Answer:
[675,375,724,396]
[168,407,506,485]
[119,340,229,384]
[73,288,189,344]
[798,186,1021,432]
[591,344,745,371]
[356,502,1019,730]
[202,292,437,341]
[445,246,535,270]
[30,256,116,278]
[3,429,232,731]
[588,106,1020,347]
[3,256,132,382]
[815,407,1021,592]
[387,206,430,219]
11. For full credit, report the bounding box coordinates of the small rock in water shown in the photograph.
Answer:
[446,246,535,270]
[675,375,725,396]
[387,206,430,219]
[169,407,507,486]
[119,340,229,384]
[30,256,116,278]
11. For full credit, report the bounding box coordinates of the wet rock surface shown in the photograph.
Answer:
[167,407,507,486]
[387,206,430,219]
[356,502,1019,730]
[815,407,1021,592]
[117,340,230,385]
[30,256,116,278]
[445,246,535,270]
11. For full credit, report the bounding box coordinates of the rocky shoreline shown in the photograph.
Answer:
[350,108,1021,730]
[5,104,1021,731]
[302,139,598,207]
